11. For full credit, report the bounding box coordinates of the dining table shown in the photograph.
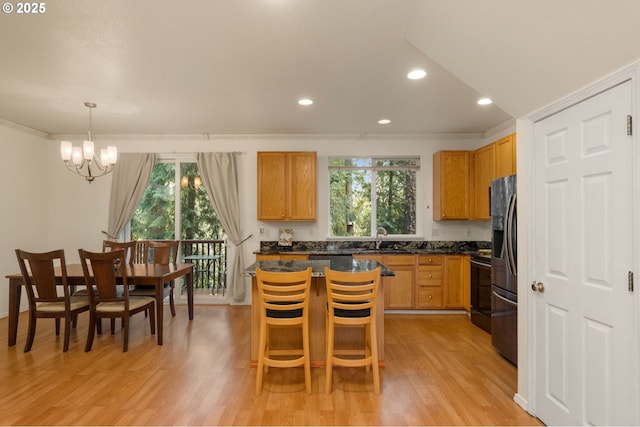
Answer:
[5,262,194,346]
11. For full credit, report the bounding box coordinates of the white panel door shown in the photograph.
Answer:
[533,80,635,425]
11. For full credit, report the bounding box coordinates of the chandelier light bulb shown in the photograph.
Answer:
[60,141,72,161]
[71,147,83,165]
[100,148,109,165]
[83,140,94,160]
[107,146,118,165]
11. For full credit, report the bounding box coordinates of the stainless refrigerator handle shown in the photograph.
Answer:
[503,196,512,275]
[507,194,517,275]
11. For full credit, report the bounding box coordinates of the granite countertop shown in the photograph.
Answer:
[255,240,491,257]
[243,259,395,277]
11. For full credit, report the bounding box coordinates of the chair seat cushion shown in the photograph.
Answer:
[74,286,124,297]
[36,296,90,313]
[266,308,303,318]
[333,307,371,318]
[96,297,154,313]
[266,301,303,318]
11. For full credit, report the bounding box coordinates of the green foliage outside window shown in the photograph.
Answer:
[329,157,418,237]
[179,163,222,240]
[131,162,223,241]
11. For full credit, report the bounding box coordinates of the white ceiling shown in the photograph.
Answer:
[0,0,639,137]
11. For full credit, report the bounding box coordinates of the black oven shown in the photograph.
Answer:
[470,255,492,333]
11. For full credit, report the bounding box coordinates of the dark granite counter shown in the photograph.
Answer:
[255,240,491,257]
[243,258,395,277]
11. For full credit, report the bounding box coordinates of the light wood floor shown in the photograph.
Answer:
[0,305,542,426]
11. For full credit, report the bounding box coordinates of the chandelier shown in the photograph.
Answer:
[59,102,117,183]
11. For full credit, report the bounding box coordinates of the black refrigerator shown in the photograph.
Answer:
[490,175,517,365]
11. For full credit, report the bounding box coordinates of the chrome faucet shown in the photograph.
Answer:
[375,226,387,250]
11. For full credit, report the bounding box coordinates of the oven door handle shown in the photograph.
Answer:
[492,290,517,305]
[470,259,491,269]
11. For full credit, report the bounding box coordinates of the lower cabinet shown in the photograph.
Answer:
[382,255,416,309]
[417,255,443,308]
[443,255,468,309]
[354,253,470,310]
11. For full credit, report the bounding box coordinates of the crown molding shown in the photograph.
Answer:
[48,132,484,142]
[0,119,48,138]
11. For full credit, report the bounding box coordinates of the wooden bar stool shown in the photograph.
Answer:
[255,267,312,395]
[324,266,381,395]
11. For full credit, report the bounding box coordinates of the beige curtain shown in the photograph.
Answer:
[196,152,247,302]
[107,153,156,238]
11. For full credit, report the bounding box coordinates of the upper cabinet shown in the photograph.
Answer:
[495,133,516,178]
[257,151,317,221]
[472,143,495,220]
[435,133,516,221]
[433,151,470,220]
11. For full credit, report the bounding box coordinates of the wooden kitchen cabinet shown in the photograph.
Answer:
[381,254,415,309]
[346,253,470,311]
[472,143,495,220]
[471,133,516,220]
[416,255,443,308]
[443,255,470,309]
[495,133,516,178]
[433,151,471,220]
[257,151,317,221]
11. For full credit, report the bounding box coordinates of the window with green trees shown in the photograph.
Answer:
[131,159,223,241]
[329,157,419,237]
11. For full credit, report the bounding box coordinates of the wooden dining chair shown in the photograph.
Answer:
[102,240,138,265]
[129,240,180,316]
[255,267,312,395]
[78,248,156,352]
[324,266,381,394]
[15,249,90,352]
[101,240,140,333]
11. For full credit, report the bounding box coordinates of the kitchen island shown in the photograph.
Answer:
[244,258,394,366]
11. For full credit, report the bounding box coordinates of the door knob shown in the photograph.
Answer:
[531,281,545,293]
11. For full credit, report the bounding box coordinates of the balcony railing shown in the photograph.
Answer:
[181,239,227,295]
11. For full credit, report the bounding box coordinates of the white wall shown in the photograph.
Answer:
[1,128,502,312]
[0,122,50,316]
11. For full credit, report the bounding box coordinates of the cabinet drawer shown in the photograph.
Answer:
[417,266,442,286]
[255,254,281,261]
[382,254,416,266]
[417,287,443,308]
[418,255,443,265]
[279,254,309,260]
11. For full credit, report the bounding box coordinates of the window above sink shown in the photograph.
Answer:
[328,157,420,239]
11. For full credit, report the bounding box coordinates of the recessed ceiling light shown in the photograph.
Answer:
[298,98,313,106]
[407,69,427,80]
[378,119,391,125]
[477,97,493,105]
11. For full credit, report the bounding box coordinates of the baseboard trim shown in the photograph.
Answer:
[384,309,467,315]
